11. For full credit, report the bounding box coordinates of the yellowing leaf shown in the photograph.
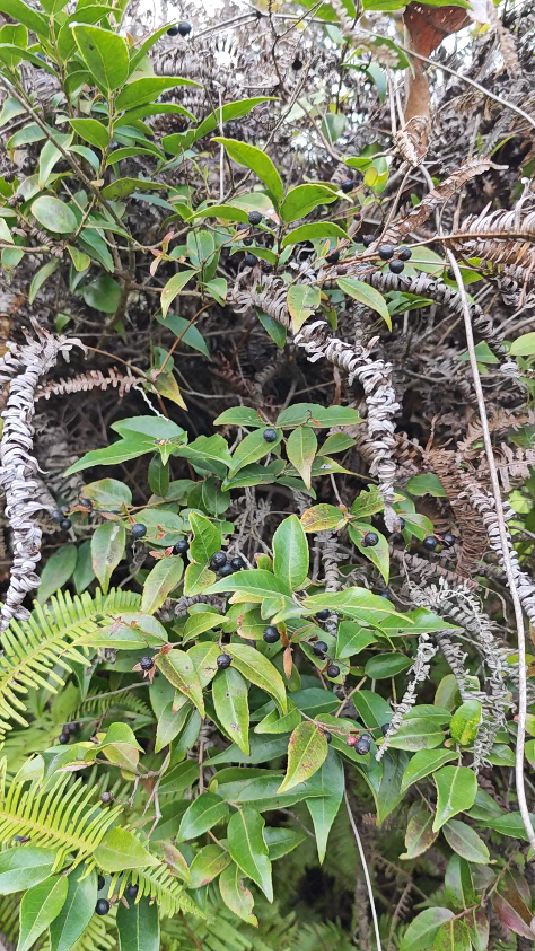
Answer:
[279,721,328,792]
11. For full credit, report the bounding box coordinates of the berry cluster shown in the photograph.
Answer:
[58,721,79,745]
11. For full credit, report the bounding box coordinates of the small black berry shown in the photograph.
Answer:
[316,610,330,621]
[167,24,179,35]
[356,734,371,754]
[60,517,71,530]
[59,734,69,745]
[139,656,154,671]
[389,260,404,274]
[61,724,71,737]
[131,523,147,539]
[324,731,332,743]
[325,249,340,264]
[340,179,353,194]
[313,640,328,656]
[261,261,273,273]
[217,563,235,578]
[398,247,412,261]
[210,551,227,570]
[263,626,280,643]
[423,535,438,551]
[446,267,456,280]
[362,235,374,247]
[326,663,340,678]
[291,57,302,70]
[262,427,278,443]
[79,497,92,509]
[378,244,395,260]
[68,721,80,735]
[248,210,262,225]
[100,791,113,805]
[244,252,256,266]
[243,236,253,246]
[15,835,30,843]
[176,20,192,36]
[98,875,105,890]
[363,531,379,547]
[127,883,139,899]
[230,555,246,570]
[381,723,390,736]
[217,653,231,669]
[396,517,405,530]
[173,539,189,555]
[95,898,109,916]
[442,532,456,547]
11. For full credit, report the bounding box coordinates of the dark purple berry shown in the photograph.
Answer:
[210,551,227,570]
[442,532,456,547]
[79,497,92,509]
[378,244,395,260]
[244,252,256,266]
[291,57,302,70]
[217,653,231,669]
[139,656,154,671]
[313,640,328,656]
[230,555,246,570]
[68,721,80,735]
[381,723,390,736]
[173,539,189,555]
[98,875,105,890]
[325,249,340,264]
[248,210,262,225]
[262,428,278,443]
[324,731,332,743]
[131,523,147,539]
[356,734,371,754]
[446,267,456,280]
[398,247,412,261]
[363,531,379,547]
[263,626,280,643]
[326,663,340,678]
[59,734,69,745]
[127,883,139,899]
[340,179,353,194]
[389,260,404,274]
[362,235,374,247]
[217,563,235,578]
[51,508,64,524]
[176,20,192,36]
[316,610,330,621]
[423,535,438,551]
[95,898,109,915]
[60,517,71,530]
[167,24,179,35]
[243,236,253,246]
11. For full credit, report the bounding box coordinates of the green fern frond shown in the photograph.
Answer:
[0,588,142,741]
[125,863,200,920]
[0,893,19,945]
[77,689,153,723]
[70,913,117,951]
[0,768,121,868]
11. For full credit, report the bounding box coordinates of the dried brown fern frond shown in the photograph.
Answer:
[37,368,141,401]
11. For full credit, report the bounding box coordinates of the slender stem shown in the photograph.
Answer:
[344,788,382,951]
[446,250,535,851]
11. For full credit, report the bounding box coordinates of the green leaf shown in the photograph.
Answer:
[227,643,288,713]
[72,25,130,91]
[117,897,159,951]
[94,828,158,873]
[352,690,392,729]
[38,140,64,188]
[189,512,221,564]
[91,522,125,593]
[442,820,490,864]
[279,721,328,792]
[141,556,183,614]
[255,704,301,735]
[277,403,359,428]
[281,222,347,248]
[160,269,196,318]
[401,748,457,792]
[400,908,455,951]
[37,543,77,604]
[300,503,347,532]
[286,426,317,488]
[227,808,273,901]
[67,246,90,273]
[49,867,97,951]
[219,863,257,926]
[84,478,132,510]
[305,750,344,863]
[212,667,250,755]
[214,137,283,206]
[348,522,389,584]
[156,649,205,716]
[280,184,338,223]
[229,428,281,476]
[0,0,49,36]
[81,274,121,314]
[405,473,447,497]
[189,844,230,888]
[450,700,482,746]
[364,653,412,679]
[155,698,189,752]
[116,76,197,112]
[337,277,391,329]
[187,98,273,146]
[17,875,69,951]
[287,285,321,333]
[32,196,76,235]
[432,765,477,832]
[257,310,287,348]
[214,406,264,428]
[69,118,109,149]
[336,622,376,659]
[510,331,535,357]
[178,792,229,842]
[0,95,25,127]
[207,569,290,602]
[0,848,54,895]
[156,312,209,356]
[399,802,438,860]
[272,515,309,590]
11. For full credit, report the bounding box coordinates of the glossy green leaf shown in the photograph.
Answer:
[160,269,196,318]
[189,844,230,888]
[189,512,221,564]
[365,653,412,679]
[95,828,158,873]
[0,848,54,895]
[214,138,283,206]
[115,76,198,112]
[91,522,125,592]
[219,862,257,926]
[400,908,454,951]
[279,721,328,792]
[156,312,209,356]
[337,277,391,329]
[401,748,457,792]
[281,221,347,247]
[178,792,229,841]
[37,543,77,604]
[49,867,97,951]
[227,808,273,901]
[156,649,205,716]
[72,25,130,91]
[450,700,482,746]
[348,522,389,584]
[229,428,281,476]
[433,765,477,832]
[227,643,288,713]
[306,750,344,863]
[442,819,490,864]
[286,426,317,488]
[0,0,49,36]
[405,472,447,497]
[32,196,76,235]
[280,184,338,223]
[141,556,183,614]
[510,331,535,357]
[17,875,69,951]
[117,897,159,951]
[399,802,438,860]
[272,515,309,590]
[69,118,109,149]
[212,667,250,755]
[81,274,121,314]
[287,285,321,333]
